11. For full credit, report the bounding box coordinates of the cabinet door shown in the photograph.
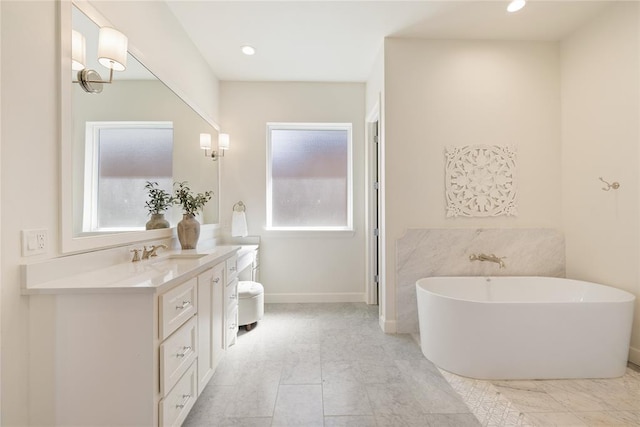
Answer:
[211,263,225,369]
[197,263,225,395]
[197,268,214,394]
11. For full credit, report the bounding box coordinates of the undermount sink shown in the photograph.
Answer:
[148,252,209,265]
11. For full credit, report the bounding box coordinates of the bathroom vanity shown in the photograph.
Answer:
[23,244,259,427]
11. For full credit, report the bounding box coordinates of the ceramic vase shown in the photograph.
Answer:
[145,213,170,230]
[177,213,200,249]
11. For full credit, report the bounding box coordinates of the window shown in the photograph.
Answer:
[267,123,353,231]
[83,121,173,232]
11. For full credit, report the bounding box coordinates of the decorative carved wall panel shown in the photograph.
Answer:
[445,145,517,217]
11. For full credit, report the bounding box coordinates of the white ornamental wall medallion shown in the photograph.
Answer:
[445,145,517,217]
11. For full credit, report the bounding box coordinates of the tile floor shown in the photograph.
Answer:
[183,303,640,427]
[444,364,640,426]
[183,303,479,426]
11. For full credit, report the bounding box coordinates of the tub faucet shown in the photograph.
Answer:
[469,253,506,269]
[142,244,168,260]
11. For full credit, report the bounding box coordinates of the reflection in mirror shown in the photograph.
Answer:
[71,5,219,239]
[83,121,173,232]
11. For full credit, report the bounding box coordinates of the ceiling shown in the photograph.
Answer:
[165,1,611,82]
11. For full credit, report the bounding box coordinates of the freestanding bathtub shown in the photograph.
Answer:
[416,276,635,380]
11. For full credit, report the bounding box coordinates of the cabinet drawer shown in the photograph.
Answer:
[160,316,197,397]
[224,278,238,312]
[159,361,197,427]
[226,305,238,348]
[160,278,197,340]
[226,255,238,283]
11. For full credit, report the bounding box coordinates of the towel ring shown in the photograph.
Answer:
[233,201,246,212]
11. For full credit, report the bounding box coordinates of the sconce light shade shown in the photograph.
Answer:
[200,133,212,150]
[71,30,86,71]
[97,27,128,71]
[219,133,230,151]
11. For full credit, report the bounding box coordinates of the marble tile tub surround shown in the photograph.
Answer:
[184,303,480,427]
[396,228,565,333]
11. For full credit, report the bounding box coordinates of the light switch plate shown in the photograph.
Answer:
[21,229,48,256]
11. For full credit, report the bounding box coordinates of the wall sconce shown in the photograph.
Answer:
[200,133,230,161]
[72,27,128,94]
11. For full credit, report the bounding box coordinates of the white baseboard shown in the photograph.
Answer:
[379,315,396,333]
[264,293,365,303]
[630,345,640,366]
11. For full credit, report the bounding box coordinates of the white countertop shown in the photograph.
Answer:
[22,245,258,295]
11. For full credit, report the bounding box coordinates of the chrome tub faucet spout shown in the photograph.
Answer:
[469,253,506,269]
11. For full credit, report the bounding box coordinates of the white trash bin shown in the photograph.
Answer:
[238,281,264,331]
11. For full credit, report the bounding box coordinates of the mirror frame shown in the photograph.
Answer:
[60,0,220,253]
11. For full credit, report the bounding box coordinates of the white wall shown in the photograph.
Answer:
[0,1,219,424]
[383,38,563,330]
[561,2,640,364]
[219,82,367,302]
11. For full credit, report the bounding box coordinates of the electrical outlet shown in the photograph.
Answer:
[21,228,48,256]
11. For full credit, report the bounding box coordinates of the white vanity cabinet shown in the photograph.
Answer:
[197,262,225,394]
[25,248,240,427]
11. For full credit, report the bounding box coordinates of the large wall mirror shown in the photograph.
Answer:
[61,1,219,253]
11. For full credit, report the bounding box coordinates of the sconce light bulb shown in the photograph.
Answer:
[97,27,128,71]
[200,133,212,150]
[507,0,526,13]
[72,30,86,71]
[219,133,230,151]
[241,45,256,56]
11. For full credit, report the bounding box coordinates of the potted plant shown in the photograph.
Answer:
[173,181,213,249]
[144,181,173,230]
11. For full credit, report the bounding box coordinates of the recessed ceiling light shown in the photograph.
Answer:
[241,45,256,56]
[507,0,526,13]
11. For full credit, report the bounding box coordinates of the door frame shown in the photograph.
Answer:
[365,101,381,306]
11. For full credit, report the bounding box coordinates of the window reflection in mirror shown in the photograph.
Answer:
[83,121,173,232]
[71,5,219,237]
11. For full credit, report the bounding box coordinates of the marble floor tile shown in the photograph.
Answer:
[223,381,280,418]
[271,384,323,427]
[191,303,486,426]
[365,383,425,416]
[522,412,587,427]
[281,360,322,385]
[322,381,373,416]
[423,413,482,426]
[572,410,640,427]
[321,360,359,383]
[323,415,377,427]
[491,383,566,413]
[216,417,273,427]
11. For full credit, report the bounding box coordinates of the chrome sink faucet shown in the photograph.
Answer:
[142,244,168,260]
[469,253,506,269]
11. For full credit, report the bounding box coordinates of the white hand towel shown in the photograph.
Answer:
[231,211,248,237]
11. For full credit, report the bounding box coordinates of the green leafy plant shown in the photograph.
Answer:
[173,181,213,216]
[144,181,174,215]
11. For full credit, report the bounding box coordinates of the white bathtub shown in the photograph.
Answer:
[416,276,635,380]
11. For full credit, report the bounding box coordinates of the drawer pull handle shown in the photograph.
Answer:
[176,301,191,310]
[229,266,237,272]
[176,394,191,409]
[176,346,192,358]
[213,277,220,283]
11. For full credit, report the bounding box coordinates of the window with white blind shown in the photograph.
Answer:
[266,123,353,231]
